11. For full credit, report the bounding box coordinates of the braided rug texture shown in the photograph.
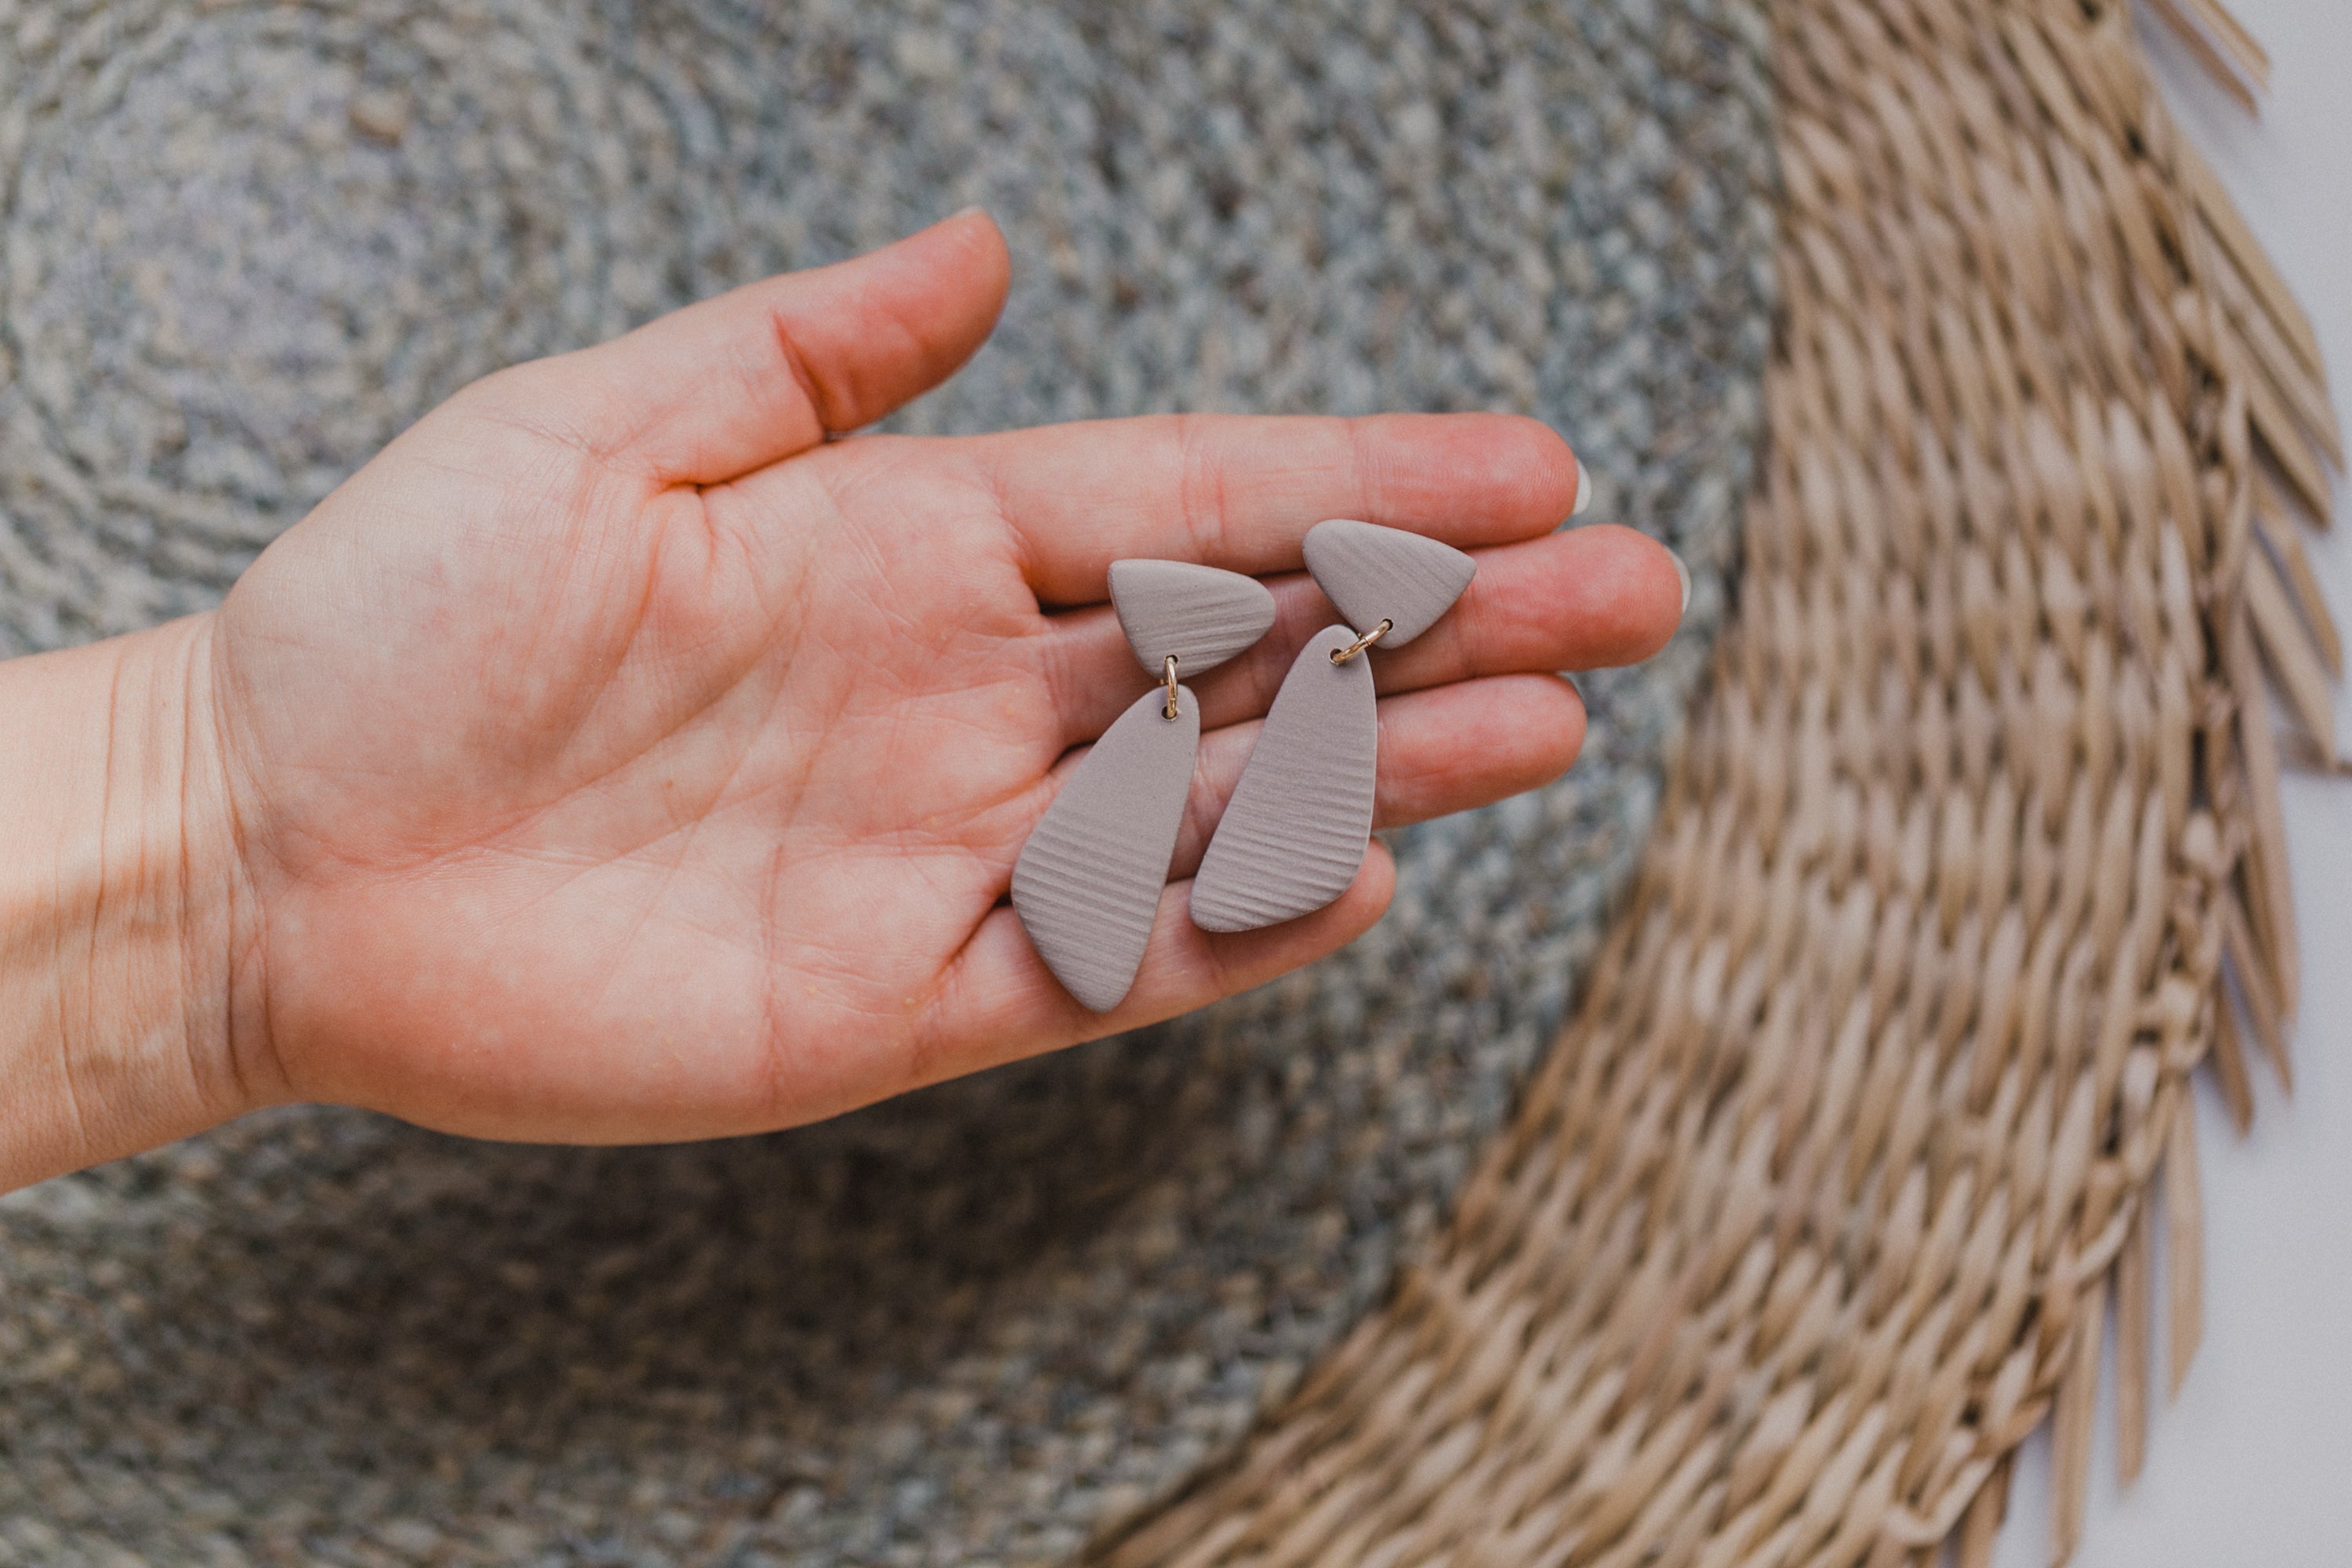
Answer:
[1100,1,2339,1566]
[0,2,1777,1564]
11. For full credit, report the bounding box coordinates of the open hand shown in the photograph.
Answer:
[169,211,1682,1147]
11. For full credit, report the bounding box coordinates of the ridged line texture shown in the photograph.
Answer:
[1013,685,1200,1011]
[1189,626,1377,932]
[1109,560,1279,676]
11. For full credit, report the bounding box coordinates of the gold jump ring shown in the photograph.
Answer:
[1329,619,1392,665]
[1163,654,1181,719]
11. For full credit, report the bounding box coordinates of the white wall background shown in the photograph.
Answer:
[1991,4,2352,1565]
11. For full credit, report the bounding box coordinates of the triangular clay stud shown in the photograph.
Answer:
[1013,560,1275,1011]
[1301,518,1475,645]
[1189,626,1377,932]
[1191,521,1475,933]
[1109,559,1276,674]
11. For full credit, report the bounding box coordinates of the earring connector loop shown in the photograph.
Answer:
[1328,620,1392,665]
[1163,654,1181,719]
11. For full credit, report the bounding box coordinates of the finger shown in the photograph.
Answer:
[1165,674,1585,877]
[1040,524,1680,746]
[962,411,1585,603]
[485,209,1011,487]
[902,846,1398,1093]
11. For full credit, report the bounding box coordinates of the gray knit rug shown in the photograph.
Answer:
[0,2,1776,1563]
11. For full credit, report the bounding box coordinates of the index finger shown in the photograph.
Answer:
[957,411,1586,604]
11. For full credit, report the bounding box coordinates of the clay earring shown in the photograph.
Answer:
[1189,520,1475,932]
[1012,561,1277,1011]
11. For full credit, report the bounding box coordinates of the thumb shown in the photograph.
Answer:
[495,208,1011,486]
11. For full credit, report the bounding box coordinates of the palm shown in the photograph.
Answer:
[209,213,1681,1145]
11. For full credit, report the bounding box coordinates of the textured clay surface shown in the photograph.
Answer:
[1107,559,1278,676]
[1301,518,1477,646]
[1014,685,1200,1011]
[1190,626,1379,932]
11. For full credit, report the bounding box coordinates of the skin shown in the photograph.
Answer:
[0,211,1682,1191]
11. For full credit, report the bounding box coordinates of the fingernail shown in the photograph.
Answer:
[1669,547,1691,619]
[1572,458,1595,517]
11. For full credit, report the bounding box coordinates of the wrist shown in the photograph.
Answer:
[0,614,270,1191]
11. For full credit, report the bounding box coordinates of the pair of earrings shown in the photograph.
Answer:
[1011,521,1475,1011]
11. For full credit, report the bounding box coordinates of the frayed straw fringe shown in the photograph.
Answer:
[1094,0,2340,1564]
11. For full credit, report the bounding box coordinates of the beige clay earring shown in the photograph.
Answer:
[1189,521,1475,931]
[1011,561,1276,1010]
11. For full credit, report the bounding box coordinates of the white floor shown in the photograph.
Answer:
[1992,5,2352,1566]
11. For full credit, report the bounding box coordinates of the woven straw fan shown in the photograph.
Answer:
[1097,0,2340,1565]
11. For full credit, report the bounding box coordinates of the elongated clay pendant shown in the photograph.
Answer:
[1011,561,1276,1011]
[1190,520,1475,932]
[1189,626,1377,931]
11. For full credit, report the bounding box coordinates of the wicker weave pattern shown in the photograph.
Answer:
[1101,2,2339,1564]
